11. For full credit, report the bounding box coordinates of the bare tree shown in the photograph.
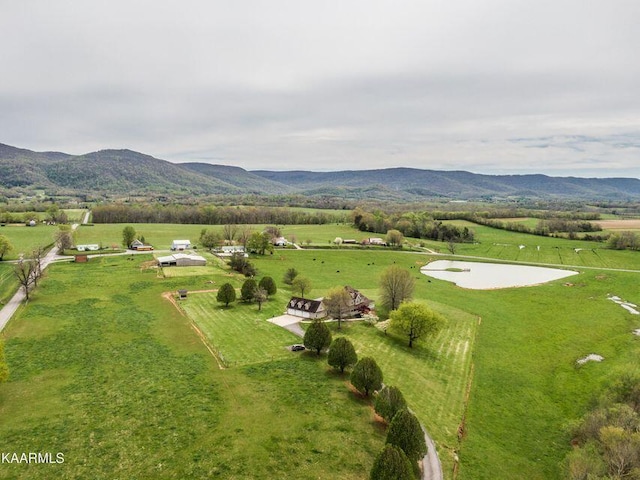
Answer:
[238,227,253,250]
[253,287,268,311]
[14,256,38,300]
[324,286,351,329]
[379,265,415,312]
[30,246,46,287]
[223,224,238,244]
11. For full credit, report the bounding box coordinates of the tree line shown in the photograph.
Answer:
[565,373,640,479]
[92,204,347,225]
[352,208,475,244]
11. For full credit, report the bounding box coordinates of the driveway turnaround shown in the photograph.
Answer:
[267,314,305,337]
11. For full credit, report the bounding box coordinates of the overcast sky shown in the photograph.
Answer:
[2,1,639,177]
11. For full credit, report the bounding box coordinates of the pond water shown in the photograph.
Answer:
[420,260,578,290]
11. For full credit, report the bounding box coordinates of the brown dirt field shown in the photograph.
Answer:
[594,219,640,230]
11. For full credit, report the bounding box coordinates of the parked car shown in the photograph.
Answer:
[291,344,305,352]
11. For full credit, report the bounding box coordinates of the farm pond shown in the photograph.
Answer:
[421,260,578,289]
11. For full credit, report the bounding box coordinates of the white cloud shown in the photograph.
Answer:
[1,0,639,177]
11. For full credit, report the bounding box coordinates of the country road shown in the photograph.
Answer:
[0,211,90,332]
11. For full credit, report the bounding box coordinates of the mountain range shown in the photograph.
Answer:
[2,142,640,201]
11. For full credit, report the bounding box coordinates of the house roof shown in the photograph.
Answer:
[288,296,324,313]
[157,253,206,263]
[172,239,191,244]
[344,285,371,307]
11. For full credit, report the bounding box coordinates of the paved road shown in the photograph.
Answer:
[0,244,60,332]
[0,211,91,332]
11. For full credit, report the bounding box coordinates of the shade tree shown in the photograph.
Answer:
[390,302,445,348]
[379,265,415,312]
[324,286,351,329]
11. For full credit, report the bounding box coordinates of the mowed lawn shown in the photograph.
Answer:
[331,306,478,476]
[181,291,300,366]
[0,255,385,479]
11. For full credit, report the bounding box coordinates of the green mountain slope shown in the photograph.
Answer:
[2,142,640,200]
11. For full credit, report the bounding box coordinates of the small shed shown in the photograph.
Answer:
[177,289,188,299]
[171,240,191,251]
[75,254,88,263]
[130,239,154,251]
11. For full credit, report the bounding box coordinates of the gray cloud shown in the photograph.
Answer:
[1,0,639,177]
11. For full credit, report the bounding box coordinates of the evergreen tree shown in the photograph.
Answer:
[350,357,383,396]
[327,337,358,373]
[303,319,332,355]
[241,278,257,302]
[283,267,299,285]
[216,283,236,307]
[370,445,414,480]
[386,409,427,464]
[258,276,277,297]
[375,386,407,423]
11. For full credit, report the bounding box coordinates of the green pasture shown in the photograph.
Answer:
[75,223,366,249]
[441,220,640,270]
[0,263,16,305]
[0,255,385,479]
[0,224,57,260]
[3,220,640,479]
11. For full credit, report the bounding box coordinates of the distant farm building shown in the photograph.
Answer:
[130,239,154,251]
[362,237,387,246]
[157,253,206,267]
[273,236,288,246]
[76,244,100,252]
[74,254,88,263]
[287,297,327,319]
[216,245,247,258]
[177,289,188,299]
[171,240,191,251]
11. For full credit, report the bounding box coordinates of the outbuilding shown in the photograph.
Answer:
[286,297,327,319]
[157,253,206,267]
[171,240,191,251]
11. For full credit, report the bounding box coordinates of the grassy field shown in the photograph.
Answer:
[440,220,640,269]
[3,220,640,479]
[0,263,16,306]
[0,224,57,260]
[75,223,366,249]
[0,255,385,479]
